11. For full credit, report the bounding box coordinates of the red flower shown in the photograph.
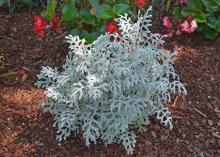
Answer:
[50,16,61,32]
[33,16,46,38]
[105,21,122,42]
[135,0,147,7]
[187,15,192,21]
[19,68,25,76]
[105,21,119,34]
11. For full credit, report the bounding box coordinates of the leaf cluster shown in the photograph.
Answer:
[173,0,220,39]
[41,0,147,43]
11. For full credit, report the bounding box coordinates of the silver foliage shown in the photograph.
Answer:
[36,6,186,154]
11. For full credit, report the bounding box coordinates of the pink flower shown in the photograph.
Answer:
[162,15,197,38]
[183,0,188,5]
[166,28,174,38]
[189,20,198,33]
[176,29,182,35]
[180,19,197,33]
[176,20,183,35]
[163,17,172,29]
[180,20,190,32]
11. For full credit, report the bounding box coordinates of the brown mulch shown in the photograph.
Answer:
[0,8,220,157]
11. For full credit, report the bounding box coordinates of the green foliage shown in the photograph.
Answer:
[62,1,78,21]
[157,0,172,12]
[79,8,96,24]
[113,3,130,16]
[0,0,39,13]
[173,0,220,39]
[40,0,148,43]
[95,4,113,20]
[41,0,57,20]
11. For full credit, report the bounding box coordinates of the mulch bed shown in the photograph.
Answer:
[0,8,220,157]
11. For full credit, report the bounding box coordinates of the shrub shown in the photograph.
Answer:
[36,7,187,154]
[173,0,220,39]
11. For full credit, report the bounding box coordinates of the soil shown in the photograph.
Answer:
[0,7,220,157]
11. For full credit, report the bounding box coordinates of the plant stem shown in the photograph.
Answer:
[0,71,17,78]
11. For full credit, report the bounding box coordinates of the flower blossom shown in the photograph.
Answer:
[19,68,25,76]
[135,0,148,8]
[105,21,121,41]
[163,17,172,29]
[180,16,198,33]
[105,21,119,34]
[162,15,197,38]
[50,16,61,32]
[33,16,46,38]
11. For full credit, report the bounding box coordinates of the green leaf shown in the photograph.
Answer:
[40,10,47,18]
[84,32,99,43]
[173,7,181,18]
[193,11,206,23]
[80,29,89,38]
[47,0,57,20]
[165,0,172,12]
[0,0,7,7]
[181,8,193,17]
[99,26,106,34]
[95,4,113,20]
[89,0,99,9]
[62,3,78,21]
[188,0,203,10]
[205,13,216,28]
[80,8,96,24]
[215,16,220,32]
[70,28,78,36]
[214,0,220,6]
[203,0,219,12]
[200,25,218,39]
[113,3,130,16]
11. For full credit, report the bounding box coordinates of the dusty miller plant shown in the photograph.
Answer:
[36,6,187,154]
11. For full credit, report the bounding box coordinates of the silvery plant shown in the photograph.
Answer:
[36,7,186,154]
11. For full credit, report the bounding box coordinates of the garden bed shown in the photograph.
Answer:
[0,8,220,157]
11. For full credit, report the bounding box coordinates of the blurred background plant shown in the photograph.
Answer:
[0,54,18,78]
[34,0,149,43]
[2,0,218,40]
[170,0,220,39]
[156,0,172,12]
[0,0,40,13]
[0,55,5,71]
